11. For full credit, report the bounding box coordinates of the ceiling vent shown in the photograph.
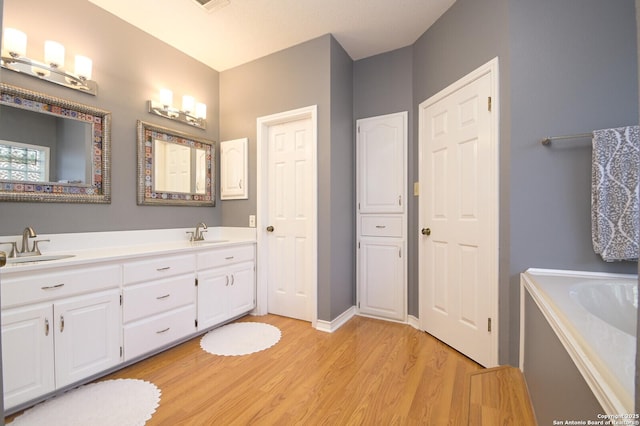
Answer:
[193,0,230,13]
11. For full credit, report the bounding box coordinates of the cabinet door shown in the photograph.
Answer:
[228,262,255,318]
[54,289,121,388]
[358,239,405,321]
[220,138,248,200]
[2,303,55,409]
[357,113,406,213]
[197,268,230,330]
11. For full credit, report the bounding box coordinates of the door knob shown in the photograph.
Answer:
[266,226,275,232]
[421,228,431,236]
[0,250,5,268]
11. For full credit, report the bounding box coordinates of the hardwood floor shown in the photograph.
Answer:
[9,314,482,425]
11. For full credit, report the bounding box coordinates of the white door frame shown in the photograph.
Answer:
[256,105,318,327]
[418,57,500,366]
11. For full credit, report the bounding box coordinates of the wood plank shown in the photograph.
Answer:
[462,366,537,425]
[6,315,485,425]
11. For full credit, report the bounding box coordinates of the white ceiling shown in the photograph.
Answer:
[88,0,456,71]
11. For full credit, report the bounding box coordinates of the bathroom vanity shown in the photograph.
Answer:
[0,227,256,412]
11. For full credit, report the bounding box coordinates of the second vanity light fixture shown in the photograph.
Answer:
[0,28,97,96]
[148,89,207,129]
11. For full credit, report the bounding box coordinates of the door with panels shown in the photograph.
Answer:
[356,111,407,321]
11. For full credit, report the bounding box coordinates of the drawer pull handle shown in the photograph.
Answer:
[156,294,170,300]
[156,327,170,334]
[60,315,65,333]
[45,318,50,336]
[41,283,65,290]
[156,266,171,271]
[230,274,235,286]
[225,256,234,260]
[375,225,387,229]
[225,276,229,286]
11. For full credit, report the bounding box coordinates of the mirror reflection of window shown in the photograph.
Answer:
[0,140,50,182]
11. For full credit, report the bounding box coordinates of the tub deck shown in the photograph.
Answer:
[520,268,637,415]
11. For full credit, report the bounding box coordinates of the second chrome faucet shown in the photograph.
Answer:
[186,222,208,242]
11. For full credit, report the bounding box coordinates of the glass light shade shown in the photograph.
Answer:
[160,89,173,108]
[44,41,65,68]
[196,102,207,119]
[3,28,27,57]
[74,55,92,80]
[182,95,195,114]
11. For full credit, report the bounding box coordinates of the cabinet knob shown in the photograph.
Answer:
[266,226,275,232]
[0,250,5,268]
[421,228,431,236]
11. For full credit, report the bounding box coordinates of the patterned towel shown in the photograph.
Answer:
[591,125,640,261]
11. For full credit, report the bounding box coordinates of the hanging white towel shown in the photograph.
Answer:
[591,125,640,261]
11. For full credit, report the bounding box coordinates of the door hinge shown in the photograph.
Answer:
[119,294,122,306]
[399,248,401,258]
[357,126,360,134]
[487,318,492,332]
[195,319,198,328]
[488,97,492,112]
[358,241,360,249]
[357,301,360,309]
[120,346,123,358]
[195,278,198,287]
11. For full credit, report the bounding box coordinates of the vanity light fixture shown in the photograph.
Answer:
[148,89,207,129]
[0,28,97,96]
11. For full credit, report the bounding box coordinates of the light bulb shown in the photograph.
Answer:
[44,41,65,68]
[195,102,207,120]
[182,95,195,114]
[3,28,27,58]
[160,89,173,108]
[74,55,92,80]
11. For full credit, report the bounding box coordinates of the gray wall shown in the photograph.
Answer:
[353,47,415,315]
[508,0,638,365]
[0,0,221,235]
[218,35,355,321]
[412,0,513,362]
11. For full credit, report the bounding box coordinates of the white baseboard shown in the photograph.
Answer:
[407,315,420,330]
[315,306,356,333]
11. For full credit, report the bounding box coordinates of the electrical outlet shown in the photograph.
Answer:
[249,215,256,228]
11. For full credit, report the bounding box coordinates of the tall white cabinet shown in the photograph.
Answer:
[356,112,407,321]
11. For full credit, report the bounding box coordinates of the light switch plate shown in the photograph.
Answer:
[414,182,420,196]
[249,215,256,228]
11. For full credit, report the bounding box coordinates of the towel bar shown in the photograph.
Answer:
[541,132,592,145]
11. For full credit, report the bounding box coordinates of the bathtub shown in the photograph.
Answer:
[520,268,638,415]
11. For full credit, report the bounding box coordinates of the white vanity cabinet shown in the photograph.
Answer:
[1,265,122,410]
[196,244,255,330]
[121,253,197,361]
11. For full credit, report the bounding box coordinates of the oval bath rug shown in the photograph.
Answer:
[8,378,161,426]
[200,322,281,356]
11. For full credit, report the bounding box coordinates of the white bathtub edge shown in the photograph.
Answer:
[521,270,632,415]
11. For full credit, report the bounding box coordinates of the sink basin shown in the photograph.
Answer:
[7,254,76,264]
[192,240,229,245]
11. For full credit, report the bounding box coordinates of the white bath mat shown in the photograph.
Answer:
[8,378,161,426]
[200,322,281,356]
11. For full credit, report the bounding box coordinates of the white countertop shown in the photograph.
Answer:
[0,227,256,274]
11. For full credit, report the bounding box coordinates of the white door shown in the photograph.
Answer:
[419,59,499,367]
[265,117,314,321]
[2,303,55,409]
[54,289,121,388]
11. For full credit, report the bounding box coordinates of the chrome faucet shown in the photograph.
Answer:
[0,226,48,258]
[187,222,208,242]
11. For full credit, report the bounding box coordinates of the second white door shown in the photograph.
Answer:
[265,114,315,321]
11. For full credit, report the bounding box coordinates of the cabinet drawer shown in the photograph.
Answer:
[123,305,196,361]
[1,264,121,309]
[123,274,196,323]
[360,216,403,237]
[123,253,196,285]
[197,244,254,270]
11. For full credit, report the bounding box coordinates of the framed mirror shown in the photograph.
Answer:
[0,83,111,203]
[137,120,214,206]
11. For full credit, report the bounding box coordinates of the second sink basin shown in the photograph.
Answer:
[7,254,76,264]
